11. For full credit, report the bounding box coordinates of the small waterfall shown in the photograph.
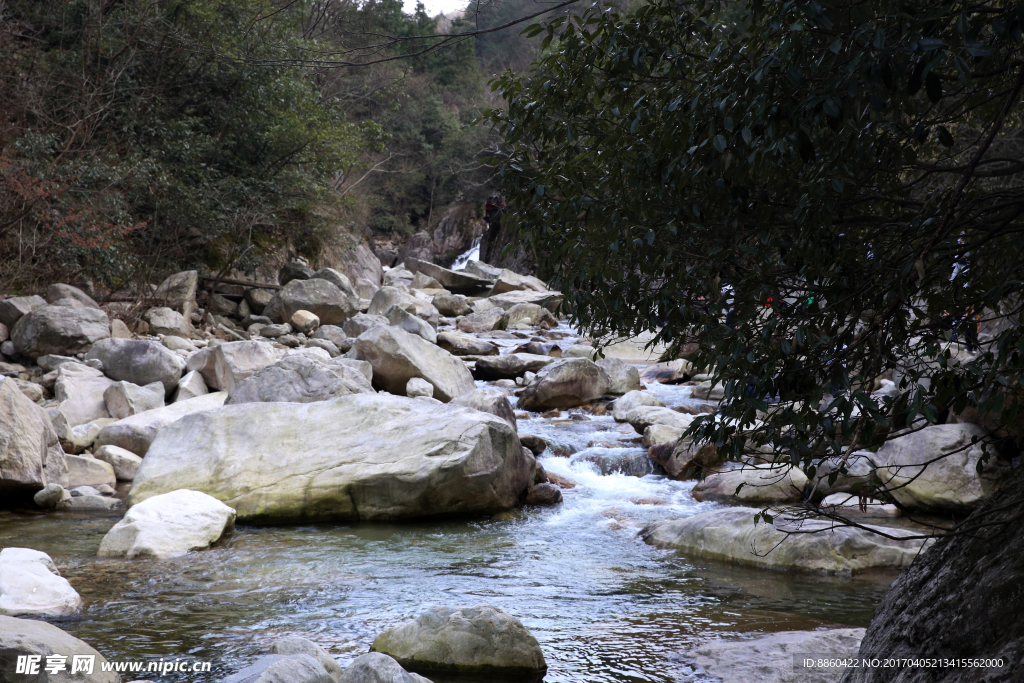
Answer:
[451,236,481,270]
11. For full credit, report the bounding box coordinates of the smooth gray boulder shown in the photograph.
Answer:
[596,357,641,395]
[450,388,516,429]
[269,638,344,682]
[225,355,374,404]
[0,548,82,617]
[367,287,439,329]
[338,653,431,683]
[34,482,71,509]
[371,604,546,677]
[436,331,498,357]
[517,358,610,411]
[95,391,227,456]
[691,464,808,504]
[404,257,492,294]
[0,294,47,328]
[154,270,199,316]
[104,381,165,419]
[86,338,184,395]
[473,353,555,380]
[871,423,1010,513]
[280,261,316,285]
[431,293,470,317]
[65,454,116,488]
[0,378,68,496]
[175,370,209,402]
[525,482,563,506]
[686,628,865,683]
[501,303,557,329]
[271,278,358,326]
[54,362,113,426]
[129,394,532,522]
[642,507,929,574]
[223,654,333,683]
[404,377,434,399]
[313,324,347,347]
[11,304,109,358]
[0,615,118,683]
[486,289,563,314]
[312,268,359,299]
[488,269,548,295]
[144,306,191,336]
[639,359,694,384]
[463,260,502,280]
[98,489,235,560]
[353,326,474,402]
[386,305,437,344]
[455,308,504,333]
[187,340,279,391]
[343,314,389,338]
[46,283,99,308]
[619,405,694,434]
[94,444,143,481]
[611,390,664,420]
[805,451,877,501]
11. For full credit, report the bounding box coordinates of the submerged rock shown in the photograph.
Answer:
[223,654,333,683]
[129,394,532,522]
[269,638,344,682]
[338,653,431,683]
[642,507,928,574]
[98,489,235,560]
[371,604,546,678]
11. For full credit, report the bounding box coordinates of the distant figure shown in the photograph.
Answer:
[480,195,505,264]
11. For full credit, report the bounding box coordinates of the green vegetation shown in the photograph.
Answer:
[488,0,1024,485]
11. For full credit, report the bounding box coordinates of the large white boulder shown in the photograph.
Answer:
[65,454,116,488]
[144,306,191,336]
[338,653,431,683]
[871,423,1010,513]
[85,338,184,395]
[0,615,118,683]
[596,357,641,395]
[268,637,345,682]
[10,304,109,358]
[270,278,359,326]
[352,326,474,402]
[386,305,437,344]
[225,355,374,404]
[620,405,694,434]
[0,377,68,496]
[517,358,610,411]
[98,489,236,560]
[94,391,227,456]
[94,444,143,481]
[489,269,548,294]
[154,270,199,316]
[643,507,930,574]
[370,604,546,677]
[367,287,439,329]
[128,394,533,522]
[691,464,808,504]
[501,303,556,329]
[104,381,165,419]
[175,369,208,402]
[186,340,279,391]
[450,388,517,428]
[53,362,113,427]
[612,390,664,420]
[0,548,81,617]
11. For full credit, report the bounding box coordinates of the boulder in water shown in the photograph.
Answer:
[269,638,344,682]
[0,548,82,617]
[352,326,474,402]
[95,391,227,456]
[0,615,118,683]
[518,358,610,411]
[596,357,641,395]
[691,464,808,504]
[611,390,664,420]
[473,353,556,380]
[436,331,498,357]
[223,654,333,683]
[338,653,431,683]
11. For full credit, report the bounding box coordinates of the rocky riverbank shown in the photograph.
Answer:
[0,253,1009,682]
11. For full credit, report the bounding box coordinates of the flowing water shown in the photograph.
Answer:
[0,320,898,683]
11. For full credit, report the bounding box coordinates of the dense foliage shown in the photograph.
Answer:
[488,0,1024,514]
[0,0,375,290]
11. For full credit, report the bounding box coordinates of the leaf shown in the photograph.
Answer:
[925,72,943,102]
[714,134,727,153]
[937,126,954,147]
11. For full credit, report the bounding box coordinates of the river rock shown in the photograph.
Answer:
[352,326,474,402]
[338,653,431,683]
[404,378,434,399]
[129,394,532,522]
[313,324,348,347]
[260,323,292,339]
[431,293,470,317]
[643,507,929,574]
[103,381,165,419]
[487,289,563,314]
[46,283,98,308]
[154,270,198,314]
[691,464,808,504]
[642,424,682,448]
[578,448,652,477]
[639,359,694,384]
[410,271,443,291]
[162,335,196,353]
[94,444,143,481]
[269,638,344,682]
[436,331,498,357]
[596,357,641,395]
[0,294,47,328]
[611,390,664,420]
[620,406,694,434]
[186,340,279,391]
[343,314,389,338]
[224,654,333,683]
[501,303,556,329]
[269,278,358,326]
[692,380,726,400]
[489,269,548,295]
[450,388,516,428]
[686,628,865,683]
[518,434,546,455]
[371,604,545,677]
[525,483,562,506]
[473,353,555,380]
[312,268,359,299]
[11,305,110,359]
[65,454,116,488]
[95,391,227,456]
[175,370,208,402]
[404,257,492,294]
[144,306,191,336]
[245,288,274,315]
[292,311,320,336]
[98,489,235,560]
[208,293,238,317]
[562,344,597,360]
[871,423,1009,513]
[54,362,113,426]
[805,451,876,501]
[13,378,43,403]
[367,288,439,329]
[0,548,81,617]
[455,308,504,333]
[386,305,437,344]
[820,493,901,516]
[34,483,71,509]
[517,358,609,411]
[226,355,374,405]
[0,615,118,683]
[648,439,721,479]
